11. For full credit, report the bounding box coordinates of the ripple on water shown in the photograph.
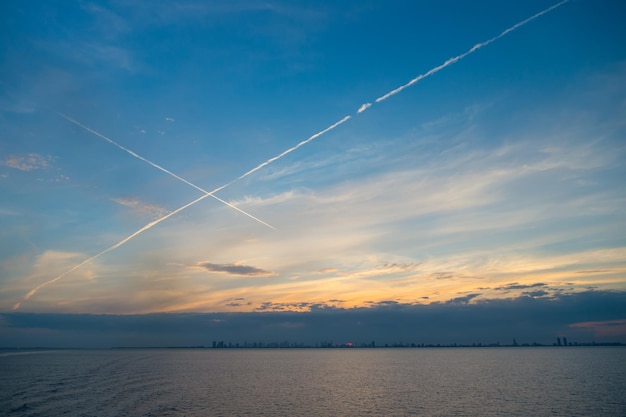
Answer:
[1,347,625,416]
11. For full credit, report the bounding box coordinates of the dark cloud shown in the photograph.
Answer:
[196,262,273,277]
[369,300,401,307]
[2,291,625,348]
[446,293,481,304]
[225,298,252,307]
[522,290,550,298]
[495,282,547,291]
[256,301,330,311]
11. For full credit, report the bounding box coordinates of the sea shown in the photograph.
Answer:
[1,347,625,416]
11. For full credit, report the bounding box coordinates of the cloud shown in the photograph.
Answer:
[112,197,168,218]
[80,2,130,39]
[225,301,252,307]
[43,39,136,72]
[36,174,70,183]
[239,132,617,238]
[5,250,103,311]
[2,154,53,171]
[445,293,482,304]
[112,197,140,208]
[495,282,547,291]
[196,262,274,277]
[256,300,342,312]
[2,290,625,348]
[165,117,175,122]
[376,263,421,272]
[522,290,550,298]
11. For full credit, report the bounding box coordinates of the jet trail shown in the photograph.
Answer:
[12,192,213,310]
[59,113,275,230]
[357,103,372,113]
[227,115,351,186]
[14,115,352,309]
[14,0,569,309]
[372,0,570,104]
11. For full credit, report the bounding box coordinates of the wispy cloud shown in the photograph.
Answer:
[80,2,130,39]
[112,197,168,218]
[5,250,100,310]
[41,39,137,72]
[2,154,53,171]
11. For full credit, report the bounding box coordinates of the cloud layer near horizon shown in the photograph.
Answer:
[2,290,625,348]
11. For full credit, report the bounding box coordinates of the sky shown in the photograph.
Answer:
[1,0,626,347]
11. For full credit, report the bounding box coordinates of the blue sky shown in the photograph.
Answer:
[1,0,626,344]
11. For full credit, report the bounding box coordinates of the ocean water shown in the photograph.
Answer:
[1,347,625,416]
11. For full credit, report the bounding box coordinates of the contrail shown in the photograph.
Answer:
[227,115,351,186]
[357,103,372,114]
[14,0,568,309]
[59,113,275,230]
[359,0,570,108]
[12,192,213,310]
[13,114,352,310]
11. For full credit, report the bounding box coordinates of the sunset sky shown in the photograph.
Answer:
[1,0,625,346]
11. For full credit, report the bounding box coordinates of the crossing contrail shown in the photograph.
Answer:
[14,0,569,309]
[13,115,352,309]
[59,113,275,230]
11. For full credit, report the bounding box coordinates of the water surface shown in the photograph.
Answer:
[2,347,625,416]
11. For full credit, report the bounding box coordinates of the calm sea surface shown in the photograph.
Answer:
[1,347,625,416]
